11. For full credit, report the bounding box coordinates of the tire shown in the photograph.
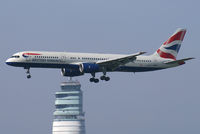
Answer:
[94,79,99,83]
[90,78,94,82]
[27,75,31,79]
[105,77,110,81]
[100,76,105,80]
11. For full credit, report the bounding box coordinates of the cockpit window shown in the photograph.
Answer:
[11,55,20,58]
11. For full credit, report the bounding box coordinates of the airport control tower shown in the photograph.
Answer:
[52,80,86,134]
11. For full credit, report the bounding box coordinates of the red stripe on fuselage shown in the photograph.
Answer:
[157,49,176,60]
[23,53,41,55]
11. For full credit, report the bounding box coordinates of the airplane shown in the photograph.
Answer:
[6,28,194,83]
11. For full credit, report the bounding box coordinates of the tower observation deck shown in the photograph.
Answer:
[52,80,86,134]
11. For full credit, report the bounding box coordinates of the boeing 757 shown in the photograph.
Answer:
[6,28,194,83]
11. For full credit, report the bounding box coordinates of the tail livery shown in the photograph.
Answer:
[155,28,186,60]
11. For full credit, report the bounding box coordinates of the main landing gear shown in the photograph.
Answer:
[90,73,99,83]
[89,72,110,83]
[25,68,31,79]
[100,75,110,81]
[100,71,110,81]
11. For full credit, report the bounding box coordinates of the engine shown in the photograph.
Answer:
[61,63,100,77]
[61,68,84,77]
[80,63,100,73]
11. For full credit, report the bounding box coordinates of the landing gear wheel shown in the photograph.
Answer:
[90,78,99,83]
[100,76,106,80]
[27,74,31,79]
[90,78,95,82]
[105,77,110,81]
[25,68,31,79]
[94,79,99,83]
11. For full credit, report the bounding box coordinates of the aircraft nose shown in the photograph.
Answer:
[5,58,12,66]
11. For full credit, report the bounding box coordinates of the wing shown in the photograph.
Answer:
[96,52,146,71]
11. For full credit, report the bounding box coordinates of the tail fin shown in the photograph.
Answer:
[154,28,186,60]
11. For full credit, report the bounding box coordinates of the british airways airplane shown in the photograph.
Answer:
[6,28,193,83]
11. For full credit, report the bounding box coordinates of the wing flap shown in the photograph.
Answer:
[97,52,146,70]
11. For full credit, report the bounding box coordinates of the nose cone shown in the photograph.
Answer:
[5,58,13,66]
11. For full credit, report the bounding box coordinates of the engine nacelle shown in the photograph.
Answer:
[61,68,84,77]
[80,63,100,73]
[61,63,100,77]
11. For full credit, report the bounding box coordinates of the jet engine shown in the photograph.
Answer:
[61,63,100,77]
[61,68,84,77]
[79,63,100,73]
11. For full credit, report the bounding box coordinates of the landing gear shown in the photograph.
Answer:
[25,68,31,79]
[89,78,94,82]
[90,77,99,83]
[89,73,99,83]
[100,75,105,80]
[89,72,110,83]
[100,76,110,81]
[27,74,31,79]
[100,71,110,81]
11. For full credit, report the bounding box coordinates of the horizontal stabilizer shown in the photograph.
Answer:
[164,57,194,65]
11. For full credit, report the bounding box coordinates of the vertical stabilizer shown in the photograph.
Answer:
[154,28,186,60]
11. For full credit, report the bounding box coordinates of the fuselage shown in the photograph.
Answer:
[5,29,192,82]
[6,51,176,72]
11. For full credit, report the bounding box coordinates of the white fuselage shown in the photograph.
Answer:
[6,51,176,72]
[5,29,192,81]
[6,29,194,83]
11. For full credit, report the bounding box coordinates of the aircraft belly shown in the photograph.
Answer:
[8,62,69,68]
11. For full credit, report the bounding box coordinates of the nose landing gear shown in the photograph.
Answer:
[26,68,31,79]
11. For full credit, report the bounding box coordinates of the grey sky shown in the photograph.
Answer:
[0,0,199,134]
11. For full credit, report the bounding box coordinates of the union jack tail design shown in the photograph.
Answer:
[154,28,186,60]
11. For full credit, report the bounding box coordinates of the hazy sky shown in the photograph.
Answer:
[0,0,199,134]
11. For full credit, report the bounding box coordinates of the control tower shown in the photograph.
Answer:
[52,80,86,134]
